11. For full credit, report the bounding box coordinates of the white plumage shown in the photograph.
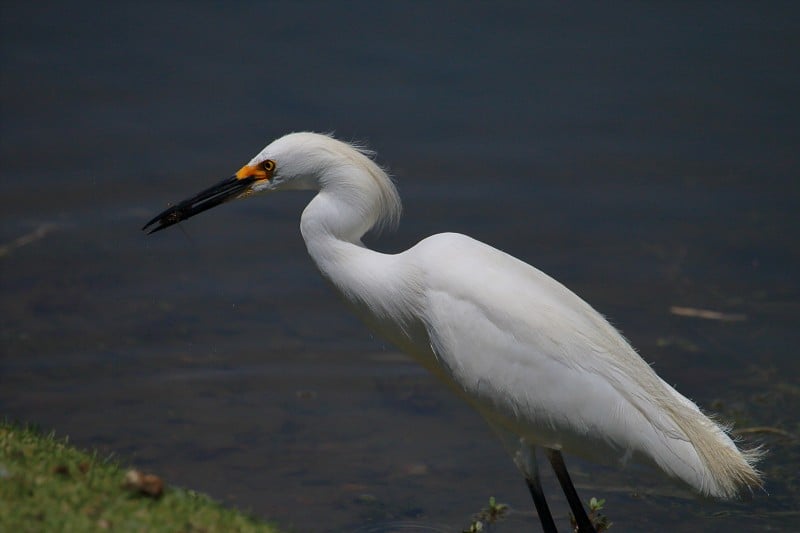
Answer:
[145,131,762,530]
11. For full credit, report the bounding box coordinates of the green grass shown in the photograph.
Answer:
[0,421,282,532]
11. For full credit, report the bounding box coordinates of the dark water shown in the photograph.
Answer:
[2,2,799,531]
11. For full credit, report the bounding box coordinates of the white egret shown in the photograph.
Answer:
[144,132,762,532]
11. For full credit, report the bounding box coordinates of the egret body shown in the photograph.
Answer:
[144,132,762,531]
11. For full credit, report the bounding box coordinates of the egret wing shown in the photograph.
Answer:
[408,233,711,470]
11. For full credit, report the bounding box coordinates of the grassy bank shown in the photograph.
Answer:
[0,421,281,532]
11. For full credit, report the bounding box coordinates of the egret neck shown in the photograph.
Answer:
[300,185,431,366]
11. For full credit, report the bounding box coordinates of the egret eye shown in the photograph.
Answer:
[260,159,276,173]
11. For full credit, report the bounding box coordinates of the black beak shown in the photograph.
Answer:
[142,175,256,234]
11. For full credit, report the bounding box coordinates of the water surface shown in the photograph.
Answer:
[2,2,798,531]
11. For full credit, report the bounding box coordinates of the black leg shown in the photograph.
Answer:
[525,473,558,533]
[545,449,596,533]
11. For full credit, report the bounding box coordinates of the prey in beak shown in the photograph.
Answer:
[143,161,275,234]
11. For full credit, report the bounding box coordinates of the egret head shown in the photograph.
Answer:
[143,132,401,235]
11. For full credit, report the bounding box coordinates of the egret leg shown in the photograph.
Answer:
[484,422,557,531]
[545,449,596,533]
[525,469,558,533]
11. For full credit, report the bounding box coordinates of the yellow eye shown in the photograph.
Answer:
[260,159,276,173]
[235,161,274,181]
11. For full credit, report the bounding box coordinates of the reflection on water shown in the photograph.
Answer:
[350,521,454,533]
[2,2,799,531]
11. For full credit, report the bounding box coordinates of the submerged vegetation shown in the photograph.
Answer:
[0,421,280,532]
[463,496,510,532]
[571,497,611,532]
[461,494,613,532]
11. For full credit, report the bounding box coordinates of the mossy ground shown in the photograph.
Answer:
[0,420,281,532]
